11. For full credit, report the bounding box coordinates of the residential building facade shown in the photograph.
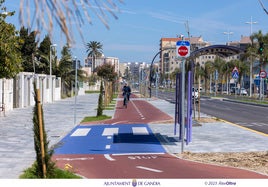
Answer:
[159,36,211,77]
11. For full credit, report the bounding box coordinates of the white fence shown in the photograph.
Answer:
[0,72,62,112]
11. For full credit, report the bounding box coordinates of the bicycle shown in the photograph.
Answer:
[123,93,129,108]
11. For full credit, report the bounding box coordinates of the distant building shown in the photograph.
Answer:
[119,62,150,84]
[227,35,251,62]
[84,56,120,77]
[159,36,211,75]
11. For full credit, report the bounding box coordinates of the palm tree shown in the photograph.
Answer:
[55,45,73,97]
[204,61,214,93]
[250,30,268,70]
[222,61,234,94]
[56,44,87,97]
[213,57,226,93]
[86,41,103,72]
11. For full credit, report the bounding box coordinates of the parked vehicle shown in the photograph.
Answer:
[240,88,248,96]
[230,87,248,96]
[192,87,199,102]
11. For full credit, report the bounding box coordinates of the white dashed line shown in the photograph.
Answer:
[104,154,116,161]
[136,166,163,173]
[131,100,145,120]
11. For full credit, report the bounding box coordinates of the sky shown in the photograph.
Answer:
[4,0,268,65]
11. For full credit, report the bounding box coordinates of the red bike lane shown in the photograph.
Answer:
[52,94,268,179]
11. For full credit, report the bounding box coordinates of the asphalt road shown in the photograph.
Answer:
[151,88,268,135]
[199,98,268,134]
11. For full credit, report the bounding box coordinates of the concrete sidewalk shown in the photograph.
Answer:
[0,93,113,178]
[0,93,267,178]
[147,98,268,153]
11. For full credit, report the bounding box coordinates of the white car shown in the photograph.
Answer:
[192,87,199,102]
[240,88,248,96]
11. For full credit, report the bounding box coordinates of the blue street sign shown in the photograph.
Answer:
[232,70,239,79]
[176,40,190,46]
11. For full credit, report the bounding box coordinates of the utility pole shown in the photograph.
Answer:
[223,31,234,45]
[246,16,257,97]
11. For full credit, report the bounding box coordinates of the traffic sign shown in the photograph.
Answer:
[232,66,239,79]
[232,66,239,73]
[176,40,190,57]
[259,70,267,78]
[232,71,239,79]
[178,46,188,56]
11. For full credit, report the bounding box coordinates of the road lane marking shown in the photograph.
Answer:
[56,157,94,161]
[112,152,165,156]
[128,155,158,160]
[102,128,119,136]
[132,127,149,135]
[104,154,116,161]
[131,100,145,120]
[70,128,91,137]
[136,166,163,173]
[112,121,128,125]
[220,119,268,137]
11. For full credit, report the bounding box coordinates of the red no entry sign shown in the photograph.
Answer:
[176,40,190,57]
[178,46,188,56]
[259,70,267,78]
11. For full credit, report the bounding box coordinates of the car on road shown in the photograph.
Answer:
[230,87,248,96]
[240,88,248,96]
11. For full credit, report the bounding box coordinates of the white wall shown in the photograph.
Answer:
[0,78,13,111]
[0,72,62,112]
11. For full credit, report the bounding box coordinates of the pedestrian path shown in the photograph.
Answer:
[0,93,107,178]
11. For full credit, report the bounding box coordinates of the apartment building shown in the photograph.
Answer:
[159,36,211,76]
[84,56,120,77]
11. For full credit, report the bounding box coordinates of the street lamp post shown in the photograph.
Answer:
[223,31,234,45]
[246,16,257,97]
[74,57,78,125]
[49,44,57,102]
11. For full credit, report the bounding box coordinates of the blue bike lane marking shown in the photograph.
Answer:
[54,124,166,155]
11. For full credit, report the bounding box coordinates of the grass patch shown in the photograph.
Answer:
[20,163,82,179]
[105,107,115,110]
[104,99,117,110]
[85,90,100,94]
[81,115,111,123]
[104,106,114,110]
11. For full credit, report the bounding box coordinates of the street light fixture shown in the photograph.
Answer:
[49,44,57,102]
[223,31,234,45]
[246,16,257,97]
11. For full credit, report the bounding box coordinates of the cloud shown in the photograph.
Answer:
[105,43,155,52]
[122,23,163,32]
[147,11,186,24]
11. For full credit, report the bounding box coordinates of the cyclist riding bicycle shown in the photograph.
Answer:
[122,83,131,108]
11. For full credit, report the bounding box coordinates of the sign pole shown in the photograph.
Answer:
[176,39,190,153]
[181,58,185,153]
[37,89,46,178]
